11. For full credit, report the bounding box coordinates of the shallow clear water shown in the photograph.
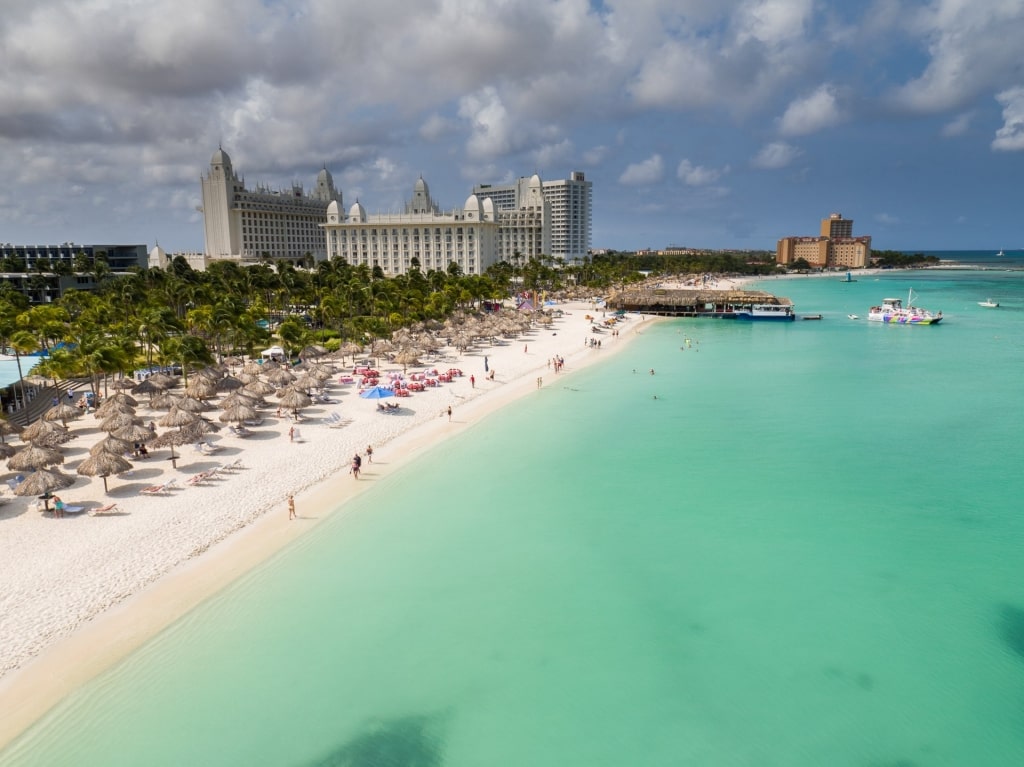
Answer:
[4,267,1024,766]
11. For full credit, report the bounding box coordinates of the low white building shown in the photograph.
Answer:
[322,178,499,276]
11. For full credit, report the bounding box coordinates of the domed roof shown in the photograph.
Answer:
[529,173,542,188]
[211,147,232,167]
[463,194,482,218]
[482,197,495,220]
[326,200,340,222]
[349,200,366,221]
[414,177,430,196]
[318,167,334,186]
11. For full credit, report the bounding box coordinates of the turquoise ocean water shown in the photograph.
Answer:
[3,259,1023,766]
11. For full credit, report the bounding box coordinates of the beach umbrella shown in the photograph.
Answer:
[94,399,136,418]
[299,344,328,360]
[13,469,76,505]
[148,429,193,469]
[173,395,212,413]
[219,403,258,423]
[148,373,179,388]
[180,419,219,438]
[359,385,394,400]
[20,419,68,443]
[42,403,82,428]
[0,419,22,444]
[220,391,261,408]
[76,453,133,493]
[242,360,264,376]
[103,392,139,407]
[158,406,200,429]
[99,411,143,432]
[111,377,137,390]
[276,388,312,415]
[243,380,276,397]
[8,443,65,472]
[184,377,218,400]
[216,376,245,392]
[130,379,167,397]
[90,435,132,457]
[265,368,295,387]
[393,349,422,373]
[111,423,157,444]
[146,391,182,410]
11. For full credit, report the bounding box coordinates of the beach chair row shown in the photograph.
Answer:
[139,459,243,495]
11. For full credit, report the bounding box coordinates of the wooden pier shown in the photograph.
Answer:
[607,287,793,318]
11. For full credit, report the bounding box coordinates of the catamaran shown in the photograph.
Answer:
[868,290,942,325]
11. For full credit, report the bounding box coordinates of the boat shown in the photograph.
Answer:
[997,250,1005,257]
[978,299,1000,308]
[848,314,860,320]
[839,271,857,283]
[867,290,942,325]
[732,303,796,321]
[802,314,823,320]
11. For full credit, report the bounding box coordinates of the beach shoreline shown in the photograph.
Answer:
[0,300,652,750]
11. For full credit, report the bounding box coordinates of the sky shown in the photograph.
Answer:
[1,0,1023,255]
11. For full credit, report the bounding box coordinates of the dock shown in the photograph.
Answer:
[607,287,794,318]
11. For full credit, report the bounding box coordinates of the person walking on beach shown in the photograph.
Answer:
[470,374,475,388]
[366,445,373,463]
[288,495,296,520]
[352,453,362,479]
[288,426,295,443]
[447,405,452,421]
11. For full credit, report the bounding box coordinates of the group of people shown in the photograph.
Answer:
[351,445,373,478]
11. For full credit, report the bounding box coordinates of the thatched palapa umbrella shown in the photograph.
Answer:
[130,379,167,398]
[90,435,132,457]
[43,403,82,428]
[219,403,258,424]
[276,387,312,416]
[184,377,218,400]
[20,419,68,444]
[8,443,65,473]
[0,419,22,444]
[14,468,76,507]
[159,406,200,429]
[99,411,143,432]
[243,380,276,397]
[149,429,192,469]
[77,452,133,493]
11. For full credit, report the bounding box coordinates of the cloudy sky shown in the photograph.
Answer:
[2,0,1023,254]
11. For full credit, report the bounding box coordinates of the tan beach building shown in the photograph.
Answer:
[777,212,871,268]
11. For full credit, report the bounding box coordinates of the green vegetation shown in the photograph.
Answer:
[871,249,941,268]
[0,249,775,411]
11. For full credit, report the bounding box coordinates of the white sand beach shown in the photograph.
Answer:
[0,300,648,748]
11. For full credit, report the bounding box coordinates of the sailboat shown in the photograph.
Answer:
[996,249,1005,257]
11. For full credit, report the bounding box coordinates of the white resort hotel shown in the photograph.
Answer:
[200,148,591,275]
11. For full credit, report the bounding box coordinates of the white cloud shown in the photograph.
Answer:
[619,154,664,185]
[992,87,1024,151]
[778,84,842,136]
[751,141,801,169]
[677,159,728,185]
[941,111,973,137]
[891,1,1024,114]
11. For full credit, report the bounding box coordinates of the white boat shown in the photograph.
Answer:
[848,314,860,320]
[867,290,942,325]
[978,299,1000,308]
[997,250,1005,257]
[733,303,796,321]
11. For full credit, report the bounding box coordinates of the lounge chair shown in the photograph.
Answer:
[63,505,87,515]
[219,458,243,472]
[195,441,221,455]
[140,483,169,495]
[187,471,214,485]
[90,503,119,515]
